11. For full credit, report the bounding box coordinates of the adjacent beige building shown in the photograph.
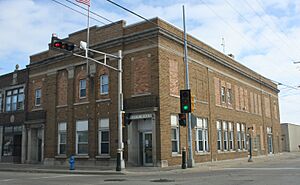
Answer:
[281,123,300,152]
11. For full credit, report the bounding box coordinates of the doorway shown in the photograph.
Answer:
[142,132,153,166]
[267,135,273,154]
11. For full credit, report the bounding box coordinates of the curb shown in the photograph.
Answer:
[0,168,125,175]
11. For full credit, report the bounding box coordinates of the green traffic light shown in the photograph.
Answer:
[183,105,189,110]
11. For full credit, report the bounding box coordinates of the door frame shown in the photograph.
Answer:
[142,131,153,166]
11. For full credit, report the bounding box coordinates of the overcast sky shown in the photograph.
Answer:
[0,0,299,124]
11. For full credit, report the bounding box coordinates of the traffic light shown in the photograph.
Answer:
[50,35,75,52]
[122,112,132,127]
[180,89,191,113]
[178,113,187,127]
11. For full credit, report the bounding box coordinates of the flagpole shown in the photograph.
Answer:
[86,2,90,75]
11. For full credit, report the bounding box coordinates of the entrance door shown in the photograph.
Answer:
[13,135,22,163]
[143,132,153,166]
[267,135,273,154]
[37,139,42,162]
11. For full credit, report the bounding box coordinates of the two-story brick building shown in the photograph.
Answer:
[24,17,281,167]
[0,66,27,163]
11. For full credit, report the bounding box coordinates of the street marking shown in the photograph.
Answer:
[224,167,300,170]
[29,175,76,180]
[0,179,15,182]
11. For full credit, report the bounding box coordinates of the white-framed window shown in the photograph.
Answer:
[79,79,87,98]
[241,123,246,150]
[58,122,67,155]
[237,123,241,150]
[229,122,234,150]
[100,75,109,95]
[98,118,110,155]
[35,88,41,106]
[76,120,88,155]
[221,86,226,103]
[267,127,272,134]
[217,121,222,151]
[0,93,3,112]
[223,121,228,151]
[196,118,209,152]
[227,88,232,105]
[171,115,179,154]
[5,87,24,111]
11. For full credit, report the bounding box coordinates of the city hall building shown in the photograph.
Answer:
[6,18,281,166]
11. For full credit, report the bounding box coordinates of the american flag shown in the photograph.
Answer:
[76,0,90,6]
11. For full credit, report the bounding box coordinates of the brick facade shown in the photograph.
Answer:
[1,17,281,167]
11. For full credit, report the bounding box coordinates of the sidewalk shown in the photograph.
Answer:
[0,152,298,175]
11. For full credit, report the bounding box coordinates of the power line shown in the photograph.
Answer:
[105,0,300,92]
[243,0,299,61]
[255,0,300,54]
[65,0,113,23]
[50,0,106,24]
[53,0,299,93]
[222,0,297,75]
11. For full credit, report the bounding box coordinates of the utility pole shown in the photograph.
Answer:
[183,5,194,168]
[221,37,225,53]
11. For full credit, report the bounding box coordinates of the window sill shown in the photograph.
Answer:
[56,105,68,108]
[74,155,89,159]
[195,152,210,156]
[172,153,182,157]
[96,99,111,103]
[32,107,43,111]
[55,155,67,159]
[131,93,151,98]
[170,94,180,98]
[96,155,111,159]
[74,101,89,106]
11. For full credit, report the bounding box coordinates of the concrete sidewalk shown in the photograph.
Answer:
[0,152,298,175]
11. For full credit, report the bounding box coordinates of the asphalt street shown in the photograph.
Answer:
[0,153,299,185]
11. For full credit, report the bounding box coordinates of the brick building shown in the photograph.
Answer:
[24,18,281,167]
[0,66,27,163]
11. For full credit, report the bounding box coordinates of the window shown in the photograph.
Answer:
[79,79,87,98]
[221,86,226,103]
[229,122,234,150]
[58,123,67,155]
[100,75,109,95]
[3,135,13,156]
[227,88,232,105]
[223,121,228,151]
[196,118,209,152]
[35,88,41,106]
[5,87,24,111]
[98,118,110,155]
[217,121,222,151]
[171,115,179,154]
[0,93,3,112]
[237,123,241,150]
[76,120,88,155]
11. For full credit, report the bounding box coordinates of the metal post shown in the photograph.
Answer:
[116,50,124,171]
[183,5,194,168]
[182,147,187,169]
[248,135,253,162]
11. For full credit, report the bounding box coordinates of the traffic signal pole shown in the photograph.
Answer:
[183,5,194,168]
[73,44,124,171]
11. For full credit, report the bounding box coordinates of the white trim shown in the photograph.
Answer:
[98,118,110,155]
[57,122,67,155]
[76,120,88,155]
[35,88,41,106]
